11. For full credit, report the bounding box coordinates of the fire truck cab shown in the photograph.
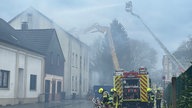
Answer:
[114,67,150,108]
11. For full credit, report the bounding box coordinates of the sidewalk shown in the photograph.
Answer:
[0,99,85,108]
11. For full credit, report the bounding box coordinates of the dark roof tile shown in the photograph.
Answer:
[16,29,55,55]
[0,18,54,55]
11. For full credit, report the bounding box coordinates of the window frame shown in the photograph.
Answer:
[30,74,37,91]
[76,54,78,68]
[0,70,9,88]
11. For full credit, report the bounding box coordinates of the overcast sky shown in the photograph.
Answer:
[0,0,192,69]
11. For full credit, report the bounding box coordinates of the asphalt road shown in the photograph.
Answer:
[0,99,93,108]
[0,99,165,108]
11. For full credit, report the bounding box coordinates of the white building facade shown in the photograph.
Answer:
[0,42,44,106]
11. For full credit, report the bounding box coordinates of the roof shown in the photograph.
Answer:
[0,18,21,45]
[0,18,34,52]
[9,7,88,48]
[16,29,55,55]
[0,18,53,55]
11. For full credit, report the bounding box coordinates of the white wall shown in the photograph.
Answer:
[0,46,16,98]
[9,9,53,29]
[18,54,25,68]
[0,43,44,101]
[81,46,89,96]
[70,39,90,96]
[26,56,42,98]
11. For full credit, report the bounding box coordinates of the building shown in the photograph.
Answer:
[9,7,90,99]
[15,27,65,102]
[0,19,45,106]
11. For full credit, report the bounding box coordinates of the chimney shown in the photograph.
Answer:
[21,22,28,30]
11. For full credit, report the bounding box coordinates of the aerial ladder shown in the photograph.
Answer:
[85,23,120,71]
[86,23,152,108]
[85,23,123,107]
[125,1,186,72]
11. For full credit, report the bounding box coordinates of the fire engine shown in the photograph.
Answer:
[114,67,150,108]
[86,24,151,108]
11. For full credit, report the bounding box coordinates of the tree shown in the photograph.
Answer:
[126,39,157,71]
[110,19,157,71]
[90,19,157,85]
[173,37,192,69]
[110,19,130,70]
[90,37,113,85]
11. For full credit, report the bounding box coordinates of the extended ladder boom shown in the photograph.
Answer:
[125,1,186,72]
[85,24,120,71]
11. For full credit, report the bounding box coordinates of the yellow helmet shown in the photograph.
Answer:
[98,88,103,94]
[147,88,152,92]
[110,88,114,92]
[113,88,117,92]
[110,88,117,92]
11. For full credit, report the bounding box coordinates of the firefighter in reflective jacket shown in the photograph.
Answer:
[109,88,114,107]
[111,88,120,108]
[98,88,110,107]
[147,88,155,108]
[156,88,162,108]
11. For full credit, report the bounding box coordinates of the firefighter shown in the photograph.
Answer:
[98,88,110,108]
[109,88,115,107]
[111,88,120,108]
[156,88,162,108]
[147,88,155,108]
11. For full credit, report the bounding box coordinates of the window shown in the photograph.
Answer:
[80,56,82,70]
[84,58,86,71]
[0,70,9,88]
[57,81,61,93]
[57,54,60,66]
[30,74,37,90]
[83,79,85,92]
[50,52,54,64]
[76,54,78,67]
[75,76,77,91]
[72,76,74,91]
[72,53,74,66]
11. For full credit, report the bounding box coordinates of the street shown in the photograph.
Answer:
[0,99,93,108]
[0,0,191,108]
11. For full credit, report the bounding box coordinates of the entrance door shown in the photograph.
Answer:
[45,80,50,102]
[52,80,56,101]
[18,68,24,98]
